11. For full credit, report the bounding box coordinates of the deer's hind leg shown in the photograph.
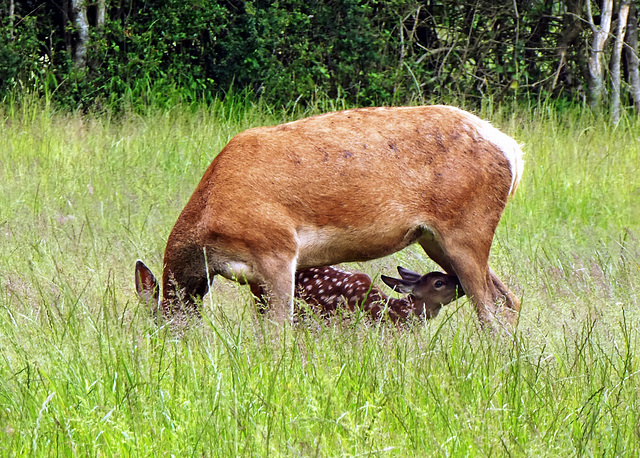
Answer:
[418,227,519,332]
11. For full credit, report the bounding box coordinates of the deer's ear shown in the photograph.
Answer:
[380,275,414,294]
[396,266,422,282]
[135,260,160,307]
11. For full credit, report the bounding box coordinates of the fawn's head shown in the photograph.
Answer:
[381,266,464,318]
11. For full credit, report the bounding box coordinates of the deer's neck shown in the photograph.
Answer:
[380,295,413,320]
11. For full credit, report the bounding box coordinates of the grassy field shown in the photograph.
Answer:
[0,96,639,456]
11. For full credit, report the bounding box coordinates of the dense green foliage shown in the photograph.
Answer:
[1,0,634,109]
[0,99,639,454]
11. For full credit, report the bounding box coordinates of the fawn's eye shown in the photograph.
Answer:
[435,280,444,288]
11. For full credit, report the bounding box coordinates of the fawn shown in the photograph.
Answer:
[250,265,464,322]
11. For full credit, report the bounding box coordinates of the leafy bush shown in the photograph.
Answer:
[0,0,608,110]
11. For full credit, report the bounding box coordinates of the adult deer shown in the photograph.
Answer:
[135,105,523,330]
[251,265,464,322]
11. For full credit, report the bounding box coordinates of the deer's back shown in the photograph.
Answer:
[170,106,518,266]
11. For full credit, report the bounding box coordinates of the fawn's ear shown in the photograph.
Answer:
[135,260,160,307]
[396,266,422,282]
[380,275,415,294]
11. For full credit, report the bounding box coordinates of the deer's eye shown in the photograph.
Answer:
[435,280,444,288]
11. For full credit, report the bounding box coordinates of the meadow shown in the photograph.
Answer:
[0,96,639,456]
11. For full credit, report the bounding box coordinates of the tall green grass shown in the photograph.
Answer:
[0,97,639,455]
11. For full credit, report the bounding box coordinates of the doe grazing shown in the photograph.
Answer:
[135,105,523,331]
[251,265,465,322]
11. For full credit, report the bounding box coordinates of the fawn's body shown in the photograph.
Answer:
[252,265,464,322]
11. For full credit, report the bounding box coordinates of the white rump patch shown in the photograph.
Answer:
[474,119,524,196]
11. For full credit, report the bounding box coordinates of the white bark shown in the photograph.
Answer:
[611,1,631,123]
[627,3,640,113]
[9,0,15,41]
[96,0,106,30]
[72,0,90,70]
[586,0,614,108]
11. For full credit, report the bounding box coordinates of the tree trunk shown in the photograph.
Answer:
[611,0,631,123]
[627,3,640,112]
[9,0,15,41]
[72,0,90,70]
[586,0,614,108]
[96,0,106,30]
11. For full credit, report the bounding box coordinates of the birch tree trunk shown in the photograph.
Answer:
[611,0,631,123]
[627,3,640,113]
[72,0,90,70]
[9,0,15,41]
[96,0,106,30]
[586,0,614,108]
